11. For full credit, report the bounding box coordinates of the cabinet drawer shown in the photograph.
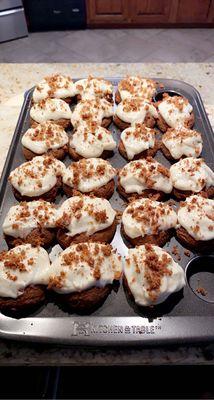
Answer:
[0,8,28,42]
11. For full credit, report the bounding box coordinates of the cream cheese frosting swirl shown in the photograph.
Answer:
[9,155,66,197]
[120,122,156,160]
[158,95,193,128]
[162,127,202,159]
[63,158,116,192]
[48,242,122,294]
[56,196,116,237]
[170,157,214,192]
[74,77,113,101]
[22,122,68,154]
[115,97,158,124]
[178,195,214,241]
[118,76,157,101]
[71,98,113,128]
[122,198,177,239]
[3,200,57,239]
[124,244,185,306]
[69,124,116,158]
[0,244,50,298]
[32,74,76,102]
[119,158,172,194]
[30,98,71,124]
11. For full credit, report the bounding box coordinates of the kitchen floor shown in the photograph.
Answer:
[0,28,213,63]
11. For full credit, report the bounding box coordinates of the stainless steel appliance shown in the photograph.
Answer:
[0,0,28,42]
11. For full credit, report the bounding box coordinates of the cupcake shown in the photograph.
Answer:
[30,98,71,129]
[32,74,77,103]
[124,244,185,307]
[118,122,159,161]
[0,244,50,314]
[115,76,157,104]
[21,122,69,161]
[170,157,214,200]
[9,155,65,202]
[71,98,113,129]
[74,77,113,103]
[63,158,116,199]
[157,94,194,132]
[177,195,214,251]
[118,157,172,201]
[69,123,116,160]
[161,127,203,161]
[48,242,122,313]
[3,200,57,248]
[114,97,158,130]
[121,198,177,247]
[56,195,117,248]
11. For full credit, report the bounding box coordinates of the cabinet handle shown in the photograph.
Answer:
[0,7,24,17]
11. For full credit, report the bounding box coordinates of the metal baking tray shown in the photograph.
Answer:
[0,78,213,346]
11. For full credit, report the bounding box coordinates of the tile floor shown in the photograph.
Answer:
[0,28,214,63]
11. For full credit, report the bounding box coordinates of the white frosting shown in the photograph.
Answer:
[119,158,172,194]
[33,74,77,102]
[0,244,51,298]
[30,98,71,123]
[21,122,68,154]
[63,158,116,193]
[118,77,157,101]
[124,245,185,306]
[178,195,214,241]
[56,196,116,237]
[49,242,122,294]
[116,97,158,124]
[162,128,202,159]
[71,99,113,128]
[122,198,177,239]
[9,155,65,197]
[158,95,193,128]
[3,201,57,239]
[69,125,116,158]
[120,122,155,160]
[74,77,113,101]
[170,157,214,192]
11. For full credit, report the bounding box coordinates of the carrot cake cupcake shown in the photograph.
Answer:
[156,94,194,132]
[114,97,158,130]
[161,127,203,161]
[115,76,158,104]
[3,200,57,248]
[69,123,116,160]
[124,244,185,307]
[63,158,116,199]
[32,74,77,103]
[21,122,69,160]
[118,158,172,201]
[0,244,50,314]
[9,155,65,202]
[56,195,117,248]
[48,242,122,312]
[30,98,71,129]
[121,198,177,247]
[74,77,113,103]
[71,98,113,129]
[170,157,214,200]
[177,195,214,251]
[118,122,159,161]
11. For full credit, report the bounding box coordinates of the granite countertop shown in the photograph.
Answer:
[0,63,214,366]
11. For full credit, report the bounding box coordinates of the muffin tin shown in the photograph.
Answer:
[0,78,213,346]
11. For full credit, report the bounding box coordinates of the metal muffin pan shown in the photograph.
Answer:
[0,78,213,346]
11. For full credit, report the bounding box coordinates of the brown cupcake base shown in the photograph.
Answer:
[118,139,159,161]
[57,218,117,249]
[0,284,46,315]
[115,90,122,104]
[63,179,115,200]
[117,180,166,202]
[157,112,195,133]
[12,177,62,202]
[22,145,68,161]
[113,114,156,131]
[121,223,174,247]
[161,142,179,162]
[4,228,56,249]
[176,226,214,252]
[172,186,214,201]
[68,145,114,161]
[30,117,71,130]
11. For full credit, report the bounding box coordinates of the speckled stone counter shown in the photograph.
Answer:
[0,63,213,365]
